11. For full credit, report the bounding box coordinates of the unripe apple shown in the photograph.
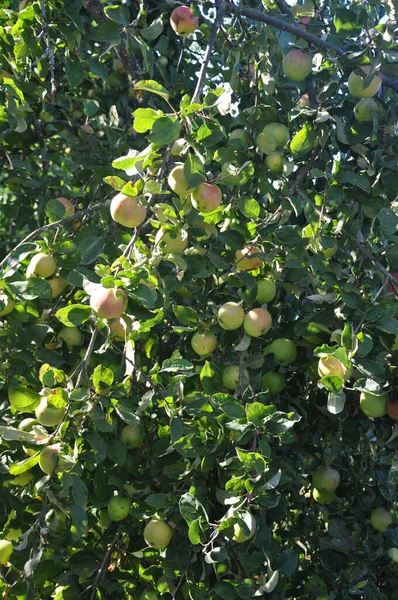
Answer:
[354,98,379,122]
[191,332,217,356]
[348,65,382,98]
[318,355,351,380]
[39,444,67,474]
[283,49,312,81]
[170,6,198,36]
[113,57,125,73]
[120,424,144,449]
[370,507,392,532]
[18,417,38,432]
[98,508,113,529]
[265,152,284,173]
[107,495,130,521]
[170,138,188,157]
[235,246,263,271]
[35,398,65,427]
[217,302,244,330]
[90,286,127,319]
[312,466,340,492]
[244,308,272,337]
[359,391,388,418]
[229,128,249,149]
[223,365,249,391]
[312,487,335,504]
[257,123,289,155]
[109,317,129,341]
[159,229,188,254]
[168,165,195,197]
[265,338,297,365]
[144,520,172,549]
[0,294,14,316]
[388,548,398,562]
[110,193,147,228]
[0,540,13,565]
[261,371,286,395]
[257,278,276,303]
[58,326,83,347]
[48,276,68,298]
[191,183,222,213]
[27,253,56,278]
[232,512,256,543]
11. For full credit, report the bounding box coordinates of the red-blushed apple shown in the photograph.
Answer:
[39,444,68,474]
[261,371,286,395]
[107,495,131,521]
[109,316,129,341]
[257,278,276,303]
[222,365,249,391]
[298,93,311,107]
[144,519,172,549]
[168,165,195,197]
[0,540,13,565]
[48,276,68,298]
[235,246,263,271]
[312,487,335,504]
[170,6,198,36]
[232,512,256,543]
[191,331,217,356]
[264,338,297,365]
[265,152,284,173]
[359,391,388,418]
[26,253,56,279]
[159,229,188,254]
[243,308,272,337]
[90,286,127,319]
[35,398,65,427]
[348,65,382,98]
[370,507,392,532]
[0,294,14,316]
[110,193,147,228]
[120,424,144,449]
[312,466,340,492]
[217,302,244,330]
[283,49,312,81]
[257,123,289,154]
[81,124,94,134]
[191,183,222,213]
[58,326,83,347]
[318,355,351,380]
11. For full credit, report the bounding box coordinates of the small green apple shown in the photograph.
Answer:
[107,496,130,521]
[143,520,172,549]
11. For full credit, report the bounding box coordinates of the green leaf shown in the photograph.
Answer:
[65,58,86,88]
[78,237,107,265]
[90,19,121,42]
[135,80,170,101]
[104,5,130,24]
[93,365,114,392]
[160,358,194,373]
[9,452,40,475]
[319,375,344,392]
[238,196,261,219]
[103,175,126,190]
[290,124,317,156]
[184,154,205,189]
[246,402,269,426]
[141,17,164,41]
[188,519,205,545]
[56,305,92,327]
[334,8,363,38]
[145,493,169,509]
[148,117,181,145]
[8,386,41,412]
[173,305,198,326]
[69,505,88,540]
[133,108,162,133]
[106,439,126,465]
[376,319,398,334]
[70,475,88,509]
[236,448,267,471]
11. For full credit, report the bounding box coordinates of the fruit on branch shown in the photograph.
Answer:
[26,253,56,279]
[191,331,217,356]
[359,391,388,418]
[58,326,83,347]
[217,302,244,330]
[353,98,379,122]
[168,164,195,197]
[261,371,286,395]
[109,317,129,340]
[90,286,127,319]
[298,93,311,107]
[312,466,340,492]
[229,129,249,149]
[312,487,335,504]
[264,338,297,365]
[120,424,144,449]
[35,398,65,427]
[370,507,392,532]
[257,123,289,155]
[235,246,263,272]
[232,512,256,543]
[265,152,284,173]
[318,355,351,380]
[0,294,14,316]
[0,540,13,565]
[170,138,188,157]
[388,548,398,563]
[223,365,249,391]
[283,49,312,81]
[48,276,68,298]
[191,183,222,213]
[81,124,94,134]
[170,6,198,36]
[243,308,272,337]
[110,193,147,228]
[144,520,172,549]
[348,65,382,98]
[386,397,398,420]
[18,418,38,432]
[39,444,67,474]
[107,495,131,521]
[159,229,188,254]
[257,278,276,303]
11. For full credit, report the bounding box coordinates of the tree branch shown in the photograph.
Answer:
[40,0,56,98]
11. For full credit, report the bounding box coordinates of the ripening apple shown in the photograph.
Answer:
[110,193,147,228]
[229,128,249,149]
[191,331,217,356]
[144,520,172,549]
[257,278,276,303]
[312,487,335,505]
[0,540,13,565]
[120,424,144,449]
[217,302,245,330]
[261,371,286,395]
[359,391,388,418]
[318,355,351,381]
[223,365,249,391]
[170,6,198,36]
[283,49,312,81]
[81,124,94,134]
[107,495,131,521]
[58,326,83,347]
[191,183,222,213]
[264,338,297,365]
[35,398,65,427]
[26,253,56,278]
[370,507,392,532]
[0,294,14,316]
[39,444,67,474]
[90,286,127,319]
[244,308,272,337]
[48,276,68,298]
[354,98,379,122]
[235,246,263,271]
[168,164,195,197]
[388,548,398,563]
[159,229,188,254]
[232,512,256,543]
[257,123,289,155]
[347,65,383,98]
[312,466,340,492]
[98,508,113,530]
[109,317,129,341]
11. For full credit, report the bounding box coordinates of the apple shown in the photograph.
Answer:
[191,332,217,356]
[98,508,113,529]
[48,276,68,298]
[120,424,144,449]
[109,317,129,341]
[110,193,147,228]
[229,128,249,148]
[0,294,14,316]
[354,98,379,122]
[55,197,75,218]
[58,326,83,347]
[387,273,398,294]
[283,49,312,81]
[26,252,56,278]
[18,417,38,432]
[312,487,335,505]
[90,286,127,319]
[217,302,245,330]
[168,164,195,197]
[370,507,392,532]
[159,229,188,254]
[235,246,263,271]
[170,138,188,157]
[170,6,198,36]
[359,391,388,418]
[81,124,94,134]
[232,512,256,543]
[243,308,272,337]
[35,398,65,427]
[257,123,289,155]
[107,495,131,521]
[39,444,67,474]
[298,93,311,107]
[140,591,159,600]
[191,183,222,213]
[144,519,172,549]
[261,371,286,395]
[265,152,284,173]
[0,540,13,565]
[257,278,276,303]
[312,466,340,492]
[348,65,382,98]
[113,57,125,73]
[265,338,297,365]
[318,355,351,380]
[387,398,398,421]
[388,548,398,563]
[222,365,249,391]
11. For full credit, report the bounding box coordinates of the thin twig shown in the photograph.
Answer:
[75,327,99,389]
[40,0,56,98]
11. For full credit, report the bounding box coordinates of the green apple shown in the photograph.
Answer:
[370,507,392,532]
[0,294,14,316]
[312,466,340,492]
[223,365,249,391]
[261,371,286,395]
[143,520,172,549]
[35,398,65,427]
[348,65,382,98]
[229,128,249,149]
[98,508,113,529]
[0,540,13,565]
[168,164,194,197]
[58,326,83,347]
[107,496,131,521]
[265,152,284,173]
[264,338,297,365]
[120,424,144,449]
[360,391,388,418]
[159,229,188,254]
[257,278,276,303]
[232,512,256,543]
[18,417,38,432]
[39,444,67,475]
[217,302,244,330]
[312,487,335,505]
[257,123,289,154]
[388,548,398,563]
[318,355,351,381]
[354,98,379,122]
[191,332,217,356]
